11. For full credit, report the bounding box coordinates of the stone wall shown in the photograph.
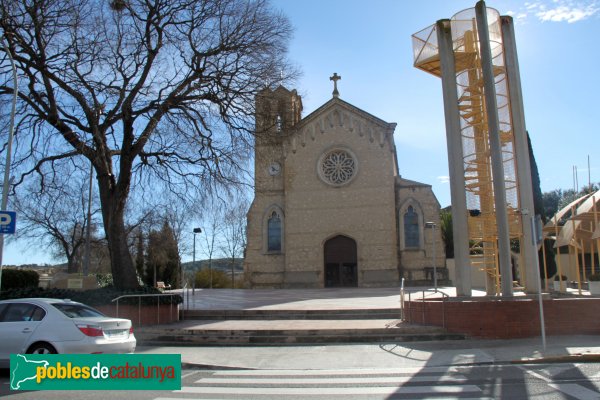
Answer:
[281,102,399,287]
[396,179,444,282]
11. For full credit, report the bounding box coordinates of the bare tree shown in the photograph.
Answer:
[197,201,224,288]
[0,0,296,289]
[220,196,248,287]
[12,168,101,273]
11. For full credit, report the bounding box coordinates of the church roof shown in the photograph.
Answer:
[296,97,393,130]
[396,176,432,188]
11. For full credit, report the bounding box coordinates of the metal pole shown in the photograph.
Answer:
[531,215,546,350]
[400,277,405,321]
[426,222,438,292]
[0,34,19,294]
[192,232,196,295]
[433,224,438,292]
[192,227,202,294]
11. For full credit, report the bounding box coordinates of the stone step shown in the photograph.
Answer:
[135,319,465,346]
[180,308,402,320]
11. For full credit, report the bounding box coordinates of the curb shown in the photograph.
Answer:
[178,353,600,371]
[512,353,600,364]
[181,362,252,370]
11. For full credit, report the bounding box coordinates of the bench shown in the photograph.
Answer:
[156,281,171,291]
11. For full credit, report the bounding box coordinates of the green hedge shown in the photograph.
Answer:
[0,285,182,306]
[0,269,39,291]
[194,268,234,288]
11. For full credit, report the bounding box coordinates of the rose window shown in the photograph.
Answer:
[319,149,357,186]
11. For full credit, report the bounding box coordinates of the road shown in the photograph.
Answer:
[2,362,600,399]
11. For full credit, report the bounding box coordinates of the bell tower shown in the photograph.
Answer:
[254,86,302,192]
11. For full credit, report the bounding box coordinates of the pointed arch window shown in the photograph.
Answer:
[267,211,282,251]
[404,206,420,248]
[275,114,283,133]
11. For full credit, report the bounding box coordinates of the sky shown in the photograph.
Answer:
[272,0,600,204]
[4,0,600,265]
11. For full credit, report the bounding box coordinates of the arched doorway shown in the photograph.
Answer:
[324,235,358,287]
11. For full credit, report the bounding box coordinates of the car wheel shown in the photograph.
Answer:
[27,343,57,355]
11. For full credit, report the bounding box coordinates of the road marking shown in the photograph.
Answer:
[549,384,600,400]
[518,366,552,383]
[181,371,198,379]
[176,384,482,395]
[211,366,461,376]
[159,398,491,400]
[197,375,468,385]
[519,365,600,400]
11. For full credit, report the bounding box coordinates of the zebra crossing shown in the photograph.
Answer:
[155,367,493,399]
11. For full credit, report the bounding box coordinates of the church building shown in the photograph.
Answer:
[244,75,445,288]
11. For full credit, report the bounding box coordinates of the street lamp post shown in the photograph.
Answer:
[83,162,94,277]
[192,228,202,294]
[425,222,438,293]
[0,34,19,295]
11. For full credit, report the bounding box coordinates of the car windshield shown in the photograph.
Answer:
[51,303,106,318]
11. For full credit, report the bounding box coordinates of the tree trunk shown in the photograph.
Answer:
[106,208,139,289]
[66,255,78,274]
[96,172,139,290]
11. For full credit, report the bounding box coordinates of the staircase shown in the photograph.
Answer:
[135,308,466,346]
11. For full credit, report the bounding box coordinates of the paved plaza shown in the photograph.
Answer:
[135,286,600,370]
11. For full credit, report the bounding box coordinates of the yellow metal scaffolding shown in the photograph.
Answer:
[412,7,524,294]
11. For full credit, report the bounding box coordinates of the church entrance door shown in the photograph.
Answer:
[324,235,358,287]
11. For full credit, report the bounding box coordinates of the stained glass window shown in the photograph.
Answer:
[319,149,356,186]
[404,206,419,248]
[267,211,282,251]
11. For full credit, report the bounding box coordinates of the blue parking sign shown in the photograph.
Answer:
[0,210,16,234]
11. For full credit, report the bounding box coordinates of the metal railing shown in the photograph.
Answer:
[111,293,179,326]
[399,278,406,321]
[402,288,450,328]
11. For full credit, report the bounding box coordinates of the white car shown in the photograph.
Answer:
[0,298,136,366]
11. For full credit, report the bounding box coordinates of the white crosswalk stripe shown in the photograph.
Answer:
[163,367,490,399]
[177,385,482,395]
[549,383,600,400]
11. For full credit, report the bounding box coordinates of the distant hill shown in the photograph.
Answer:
[2,263,67,270]
[182,258,243,273]
[7,259,243,274]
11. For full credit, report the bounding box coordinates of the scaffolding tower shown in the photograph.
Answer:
[412,1,538,296]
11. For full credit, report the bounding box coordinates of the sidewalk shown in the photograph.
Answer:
[136,335,600,370]
[142,287,600,369]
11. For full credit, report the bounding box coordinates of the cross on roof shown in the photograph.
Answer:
[330,73,341,98]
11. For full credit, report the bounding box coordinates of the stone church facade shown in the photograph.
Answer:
[244,83,444,288]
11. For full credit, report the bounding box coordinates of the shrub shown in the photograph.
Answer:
[94,273,114,288]
[194,268,233,288]
[0,269,39,290]
[588,273,600,282]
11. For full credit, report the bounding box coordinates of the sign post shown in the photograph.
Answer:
[531,214,546,351]
[0,210,16,294]
[0,211,16,234]
[0,33,19,295]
